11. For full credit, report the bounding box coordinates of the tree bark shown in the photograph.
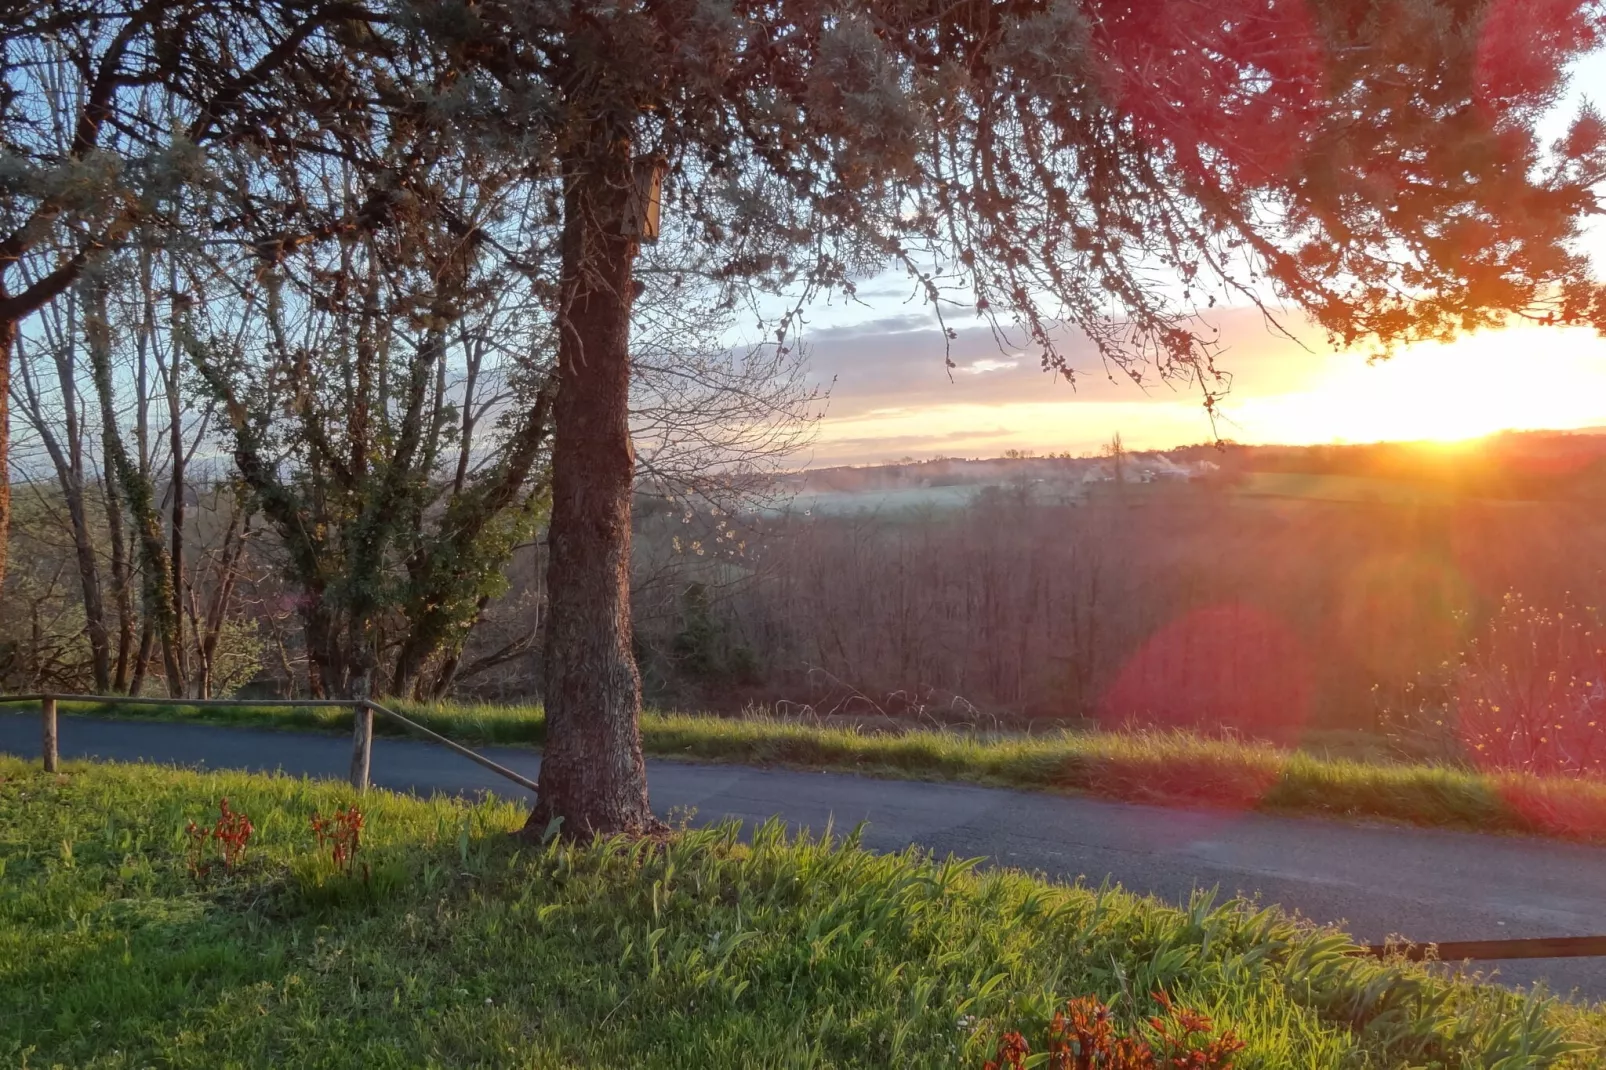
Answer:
[86,275,184,696]
[524,122,654,838]
[105,463,135,691]
[166,338,188,694]
[130,615,153,696]
[0,317,13,591]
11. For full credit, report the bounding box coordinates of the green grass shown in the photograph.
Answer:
[46,698,1606,845]
[1,758,1600,1068]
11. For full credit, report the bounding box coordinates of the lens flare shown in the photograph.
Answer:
[1099,602,1312,745]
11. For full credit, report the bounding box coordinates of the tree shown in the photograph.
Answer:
[420,0,1605,836]
[11,297,113,690]
[0,1,386,590]
[183,120,559,700]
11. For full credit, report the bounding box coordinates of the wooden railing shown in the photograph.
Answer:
[0,693,538,794]
[1358,934,1606,961]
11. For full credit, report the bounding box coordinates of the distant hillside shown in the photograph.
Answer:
[771,451,1219,514]
[770,430,1606,513]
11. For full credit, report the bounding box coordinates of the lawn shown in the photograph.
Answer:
[42,697,1606,844]
[1,758,1600,1068]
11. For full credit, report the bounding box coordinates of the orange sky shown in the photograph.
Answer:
[799,316,1606,465]
[770,51,1606,467]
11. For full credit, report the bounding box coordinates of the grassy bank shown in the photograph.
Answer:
[2,758,1599,1067]
[42,697,1606,844]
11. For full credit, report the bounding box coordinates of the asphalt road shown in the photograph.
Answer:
[5,712,1605,1002]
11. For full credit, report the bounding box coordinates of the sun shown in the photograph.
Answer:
[1245,324,1606,446]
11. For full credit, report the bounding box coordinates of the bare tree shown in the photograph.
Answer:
[10,297,111,689]
[0,1,381,588]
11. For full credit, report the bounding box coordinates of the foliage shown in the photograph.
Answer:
[205,618,267,699]
[0,758,1599,1067]
[0,0,361,586]
[66,698,1606,842]
[670,582,762,685]
[310,806,366,877]
[984,992,1245,1070]
[183,798,255,877]
[436,0,1606,371]
[0,491,95,691]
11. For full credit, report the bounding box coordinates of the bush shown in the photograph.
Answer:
[1385,593,1606,777]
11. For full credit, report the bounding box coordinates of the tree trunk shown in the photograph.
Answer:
[0,317,13,591]
[524,123,654,839]
[167,351,187,694]
[86,275,184,697]
[304,600,343,700]
[18,324,112,690]
[131,615,153,696]
[104,462,135,691]
[63,454,111,690]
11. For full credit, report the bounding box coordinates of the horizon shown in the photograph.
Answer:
[796,313,1606,467]
[786,423,1606,473]
[790,49,1606,468]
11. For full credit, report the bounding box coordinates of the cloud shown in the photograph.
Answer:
[960,357,1022,375]
[807,312,937,341]
[805,424,1026,465]
[801,305,1329,423]
[787,304,1405,463]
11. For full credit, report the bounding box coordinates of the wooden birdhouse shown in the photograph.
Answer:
[629,155,668,243]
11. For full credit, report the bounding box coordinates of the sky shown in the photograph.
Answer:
[782,52,1606,468]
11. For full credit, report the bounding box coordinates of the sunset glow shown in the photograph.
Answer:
[1237,325,1606,446]
[807,320,1606,463]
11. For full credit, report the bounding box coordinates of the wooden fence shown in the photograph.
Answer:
[0,693,538,794]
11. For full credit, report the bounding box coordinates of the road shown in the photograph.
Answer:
[4,712,1605,1002]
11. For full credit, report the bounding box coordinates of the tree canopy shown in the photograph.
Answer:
[434,0,1604,369]
[2,0,1602,835]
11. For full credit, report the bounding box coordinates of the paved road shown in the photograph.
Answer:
[5,713,1605,1002]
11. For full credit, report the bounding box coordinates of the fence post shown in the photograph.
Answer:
[349,701,373,791]
[41,695,58,773]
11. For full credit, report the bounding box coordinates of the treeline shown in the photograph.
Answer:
[635,484,1606,736]
[1213,433,1606,499]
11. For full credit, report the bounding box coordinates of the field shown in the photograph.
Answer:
[2,757,1601,1068]
[1231,471,1464,505]
[43,699,1606,843]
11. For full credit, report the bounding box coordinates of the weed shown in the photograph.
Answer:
[183,797,254,877]
[183,818,209,877]
[310,805,364,876]
[985,993,1244,1070]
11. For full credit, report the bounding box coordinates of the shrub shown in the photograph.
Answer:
[1385,593,1606,777]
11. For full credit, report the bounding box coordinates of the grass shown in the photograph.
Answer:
[2,757,1601,1068]
[43,697,1606,845]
